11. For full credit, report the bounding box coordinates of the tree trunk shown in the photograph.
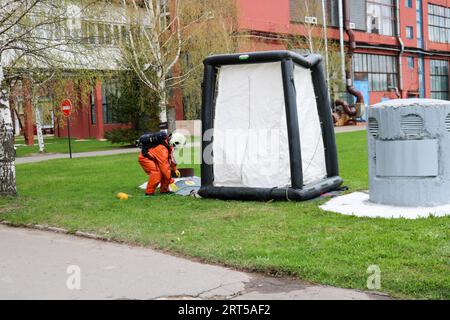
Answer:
[158,78,169,130]
[158,96,167,125]
[157,77,177,133]
[22,79,34,145]
[167,106,176,133]
[34,104,45,153]
[307,29,314,53]
[9,98,16,135]
[0,64,17,196]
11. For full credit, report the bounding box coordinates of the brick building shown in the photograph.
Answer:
[235,0,449,106]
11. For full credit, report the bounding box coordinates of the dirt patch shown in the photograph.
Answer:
[0,204,21,214]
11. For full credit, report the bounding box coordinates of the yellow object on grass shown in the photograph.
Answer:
[170,183,179,192]
[116,192,129,200]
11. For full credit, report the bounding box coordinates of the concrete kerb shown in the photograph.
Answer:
[0,220,110,242]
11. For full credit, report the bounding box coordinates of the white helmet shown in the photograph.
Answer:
[169,132,187,147]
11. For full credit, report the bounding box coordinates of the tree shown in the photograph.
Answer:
[9,66,60,153]
[288,0,345,100]
[119,0,237,129]
[104,71,160,144]
[119,0,177,132]
[29,74,51,154]
[0,0,95,196]
[178,0,237,120]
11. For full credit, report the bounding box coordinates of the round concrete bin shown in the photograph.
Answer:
[367,99,450,207]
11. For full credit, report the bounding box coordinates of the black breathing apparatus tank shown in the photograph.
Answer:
[137,132,168,149]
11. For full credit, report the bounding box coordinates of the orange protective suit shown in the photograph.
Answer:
[138,142,177,195]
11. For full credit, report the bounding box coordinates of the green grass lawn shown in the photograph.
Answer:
[1,131,449,299]
[14,136,130,158]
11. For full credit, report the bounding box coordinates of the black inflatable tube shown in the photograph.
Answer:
[198,176,343,202]
[200,64,215,186]
[303,53,323,67]
[310,60,340,177]
[281,59,303,188]
[204,50,315,68]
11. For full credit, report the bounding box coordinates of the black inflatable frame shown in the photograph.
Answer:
[198,50,343,201]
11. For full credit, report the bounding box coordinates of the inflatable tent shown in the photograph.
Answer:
[198,51,343,201]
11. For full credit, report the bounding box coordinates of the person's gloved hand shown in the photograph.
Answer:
[175,170,181,178]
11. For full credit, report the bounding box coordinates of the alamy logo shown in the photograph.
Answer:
[366,265,381,290]
[66,265,81,290]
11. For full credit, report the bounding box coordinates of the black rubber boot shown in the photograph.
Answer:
[160,191,175,195]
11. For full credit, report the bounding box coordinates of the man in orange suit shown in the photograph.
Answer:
[138,132,186,196]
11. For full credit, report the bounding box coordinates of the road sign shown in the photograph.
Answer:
[61,99,73,117]
[61,99,73,159]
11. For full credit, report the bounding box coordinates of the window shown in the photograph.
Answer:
[53,21,65,41]
[81,20,89,44]
[367,0,396,36]
[80,20,118,46]
[88,22,97,45]
[407,56,414,69]
[430,60,449,100]
[81,21,97,45]
[90,83,96,125]
[406,0,413,8]
[289,0,338,26]
[97,23,105,45]
[66,18,78,39]
[102,81,120,124]
[112,25,120,45]
[120,25,128,45]
[354,54,398,91]
[428,4,450,44]
[105,24,128,46]
[406,26,414,38]
[104,24,112,45]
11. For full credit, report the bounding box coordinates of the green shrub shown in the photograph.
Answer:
[104,128,141,145]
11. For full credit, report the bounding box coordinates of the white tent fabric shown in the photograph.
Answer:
[212,62,326,188]
[293,65,327,185]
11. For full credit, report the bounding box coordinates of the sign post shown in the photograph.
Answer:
[61,99,73,159]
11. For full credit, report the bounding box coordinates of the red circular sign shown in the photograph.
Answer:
[61,99,73,117]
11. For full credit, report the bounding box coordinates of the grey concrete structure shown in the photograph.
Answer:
[367,99,450,206]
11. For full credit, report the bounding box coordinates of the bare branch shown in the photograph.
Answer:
[0,0,41,37]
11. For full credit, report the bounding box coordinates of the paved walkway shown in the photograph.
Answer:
[15,148,140,164]
[0,225,388,300]
[335,125,366,133]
